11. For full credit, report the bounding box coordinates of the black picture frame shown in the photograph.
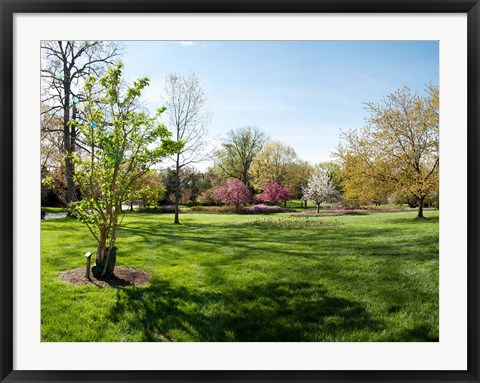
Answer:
[1,1,479,382]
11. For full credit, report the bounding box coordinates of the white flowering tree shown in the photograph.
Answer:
[302,168,335,213]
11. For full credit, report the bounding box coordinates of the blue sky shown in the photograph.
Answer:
[122,41,438,170]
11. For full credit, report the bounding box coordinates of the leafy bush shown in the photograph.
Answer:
[294,207,416,216]
[196,188,221,206]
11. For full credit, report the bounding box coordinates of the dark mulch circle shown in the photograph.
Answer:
[59,266,150,287]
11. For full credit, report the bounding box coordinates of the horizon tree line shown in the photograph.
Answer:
[41,41,439,220]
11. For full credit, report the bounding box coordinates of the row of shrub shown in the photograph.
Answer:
[137,204,432,216]
[138,204,294,214]
[294,206,437,216]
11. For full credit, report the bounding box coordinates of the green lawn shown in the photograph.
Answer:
[41,210,439,342]
[41,206,68,214]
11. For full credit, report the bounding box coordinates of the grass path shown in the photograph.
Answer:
[41,211,439,342]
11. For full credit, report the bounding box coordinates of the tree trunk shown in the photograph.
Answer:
[64,158,75,203]
[417,196,425,218]
[101,223,117,277]
[96,235,106,264]
[70,105,77,199]
[101,246,112,278]
[63,71,75,203]
[242,168,248,186]
[316,203,320,213]
[174,155,181,224]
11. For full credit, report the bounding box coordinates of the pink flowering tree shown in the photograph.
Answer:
[214,179,252,209]
[259,182,292,206]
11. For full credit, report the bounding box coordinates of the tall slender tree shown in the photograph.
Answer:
[215,126,266,189]
[41,41,123,203]
[163,73,211,224]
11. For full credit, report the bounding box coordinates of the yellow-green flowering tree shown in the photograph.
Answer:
[249,140,299,191]
[336,85,439,218]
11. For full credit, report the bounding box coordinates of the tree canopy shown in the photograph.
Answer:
[214,179,252,209]
[41,41,123,203]
[163,73,211,224]
[259,182,292,205]
[336,85,439,217]
[302,168,337,213]
[249,140,299,191]
[215,126,266,189]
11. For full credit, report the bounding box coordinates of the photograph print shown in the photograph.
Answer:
[40,40,439,342]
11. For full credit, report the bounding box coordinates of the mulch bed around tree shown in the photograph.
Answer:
[59,266,150,287]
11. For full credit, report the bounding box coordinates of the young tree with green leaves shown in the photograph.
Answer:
[71,62,182,277]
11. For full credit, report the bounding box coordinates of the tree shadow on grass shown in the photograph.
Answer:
[394,324,438,342]
[120,222,438,262]
[386,215,439,225]
[108,279,385,342]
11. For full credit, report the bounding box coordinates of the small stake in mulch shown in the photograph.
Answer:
[85,252,92,279]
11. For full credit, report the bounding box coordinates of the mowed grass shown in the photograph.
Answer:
[41,211,439,342]
[41,206,68,214]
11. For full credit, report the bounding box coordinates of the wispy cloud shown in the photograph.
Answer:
[345,69,395,91]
